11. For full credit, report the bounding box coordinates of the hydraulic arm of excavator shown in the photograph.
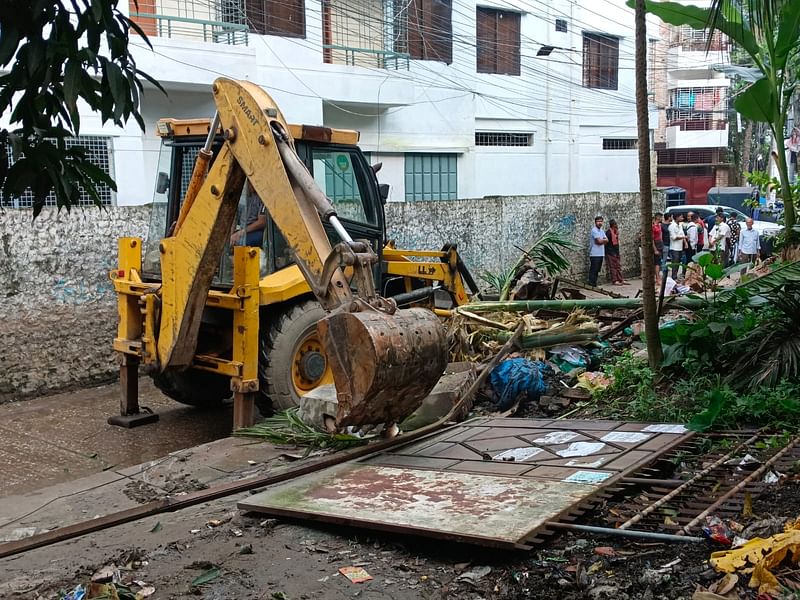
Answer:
[155,78,447,428]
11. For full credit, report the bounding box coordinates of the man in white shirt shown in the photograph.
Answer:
[685,212,698,261]
[738,218,761,264]
[668,214,686,279]
[709,214,731,264]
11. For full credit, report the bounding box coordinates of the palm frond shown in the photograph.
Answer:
[724,281,800,389]
[235,408,371,449]
[499,225,576,300]
[480,266,516,294]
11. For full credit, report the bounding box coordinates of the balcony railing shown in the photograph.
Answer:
[667,108,728,131]
[130,12,249,45]
[323,45,410,70]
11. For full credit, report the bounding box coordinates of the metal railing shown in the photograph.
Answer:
[323,44,410,70]
[130,12,249,46]
[666,108,728,131]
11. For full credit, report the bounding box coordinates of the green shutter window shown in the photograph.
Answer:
[404,153,457,200]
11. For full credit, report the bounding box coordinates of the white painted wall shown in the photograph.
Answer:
[71,0,654,205]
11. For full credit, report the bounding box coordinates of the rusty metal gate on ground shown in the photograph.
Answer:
[240,418,693,548]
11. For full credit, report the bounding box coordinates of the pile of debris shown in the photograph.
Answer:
[446,303,627,417]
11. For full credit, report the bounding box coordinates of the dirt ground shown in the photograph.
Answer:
[4,477,800,600]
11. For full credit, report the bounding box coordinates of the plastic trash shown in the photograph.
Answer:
[548,345,589,370]
[702,515,734,546]
[489,357,548,411]
[61,586,86,600]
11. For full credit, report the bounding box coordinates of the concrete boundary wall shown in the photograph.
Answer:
[0,192,653,400]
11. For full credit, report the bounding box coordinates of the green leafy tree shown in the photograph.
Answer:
[0,0,163,215]
[631,0,800,237]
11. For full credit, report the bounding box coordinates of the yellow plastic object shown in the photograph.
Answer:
[576,372,613,394]
[710,519,800,595]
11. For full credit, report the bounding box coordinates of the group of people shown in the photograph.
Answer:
[649,207,760,283]
[588,208,762,288]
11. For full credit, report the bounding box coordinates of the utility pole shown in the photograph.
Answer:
[635,0,662,367]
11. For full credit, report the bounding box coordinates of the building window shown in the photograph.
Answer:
[405,153,457,200]
[246,0,305,38]
[476,8,520,75]
[398,0,452,64]
[583,32,619,90]
[603,138,637,150]
[555,18,568,33]
[0,136,114,208]
[475,132,532,146]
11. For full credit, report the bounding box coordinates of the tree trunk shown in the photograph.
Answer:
[635,0,662,367]
[742,120,753,177]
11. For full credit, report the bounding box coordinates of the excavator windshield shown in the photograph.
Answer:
[143,136,385,286]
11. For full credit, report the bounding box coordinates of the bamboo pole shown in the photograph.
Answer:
[463,297,707,312]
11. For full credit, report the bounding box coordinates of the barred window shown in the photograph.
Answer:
[0,136,114,208]
[405,153,457,201]
[602,138,637,150]
[555,18,567,33]
[475,132,533,146]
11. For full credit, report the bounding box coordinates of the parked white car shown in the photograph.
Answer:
[665,205,782,237]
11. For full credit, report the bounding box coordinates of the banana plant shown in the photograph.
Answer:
[629,0,800,238]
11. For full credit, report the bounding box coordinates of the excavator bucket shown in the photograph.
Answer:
[317,307,448,429]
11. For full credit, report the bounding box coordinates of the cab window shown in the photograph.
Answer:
[311,148,377,226]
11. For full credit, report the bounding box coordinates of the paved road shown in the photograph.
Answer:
[0,378,234,497]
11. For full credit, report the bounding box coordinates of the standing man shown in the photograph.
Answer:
[685,212,698,262]
[693,213,707,250]
[661,213,673,271]
[709,214,731,265]
[738,218,761,264]
[706,207,723,234]
[668,213,686,280]
[588,215,607,287]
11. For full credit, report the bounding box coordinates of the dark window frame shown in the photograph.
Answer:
[555,18,568,33]
[583,32,619,90]
[476,7,521,76]
[399,0,453,64]
[246,0,305,38]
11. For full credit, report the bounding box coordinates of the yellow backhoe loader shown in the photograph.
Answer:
[111,79,476,430]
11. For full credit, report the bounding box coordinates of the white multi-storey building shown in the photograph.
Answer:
[5,0,659,207]
[651,5,732,201]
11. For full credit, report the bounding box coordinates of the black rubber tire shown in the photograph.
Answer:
[152,369,231,408]
[257,299,326,415]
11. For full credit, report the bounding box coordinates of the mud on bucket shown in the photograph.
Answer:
[316,307,448,428]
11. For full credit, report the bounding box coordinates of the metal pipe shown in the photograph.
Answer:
[390,286,435,307]
[329,215,353,244]
[620,432,762,530]
[274,134,338,223]
[546,522,705,543]
[681,436,800,534]
[204,112,220,152]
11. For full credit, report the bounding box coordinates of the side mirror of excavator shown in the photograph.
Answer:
[156,171,170,195]
[379,183,390,204]
[371,162,383,174]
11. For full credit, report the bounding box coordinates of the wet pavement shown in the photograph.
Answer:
[0,378,234,497]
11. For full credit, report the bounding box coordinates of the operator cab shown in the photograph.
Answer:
[143,118,387,286]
